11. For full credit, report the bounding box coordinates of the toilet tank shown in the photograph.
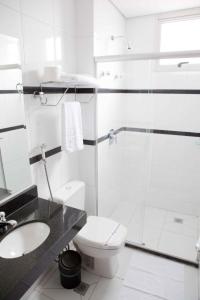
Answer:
[53,181,85,210]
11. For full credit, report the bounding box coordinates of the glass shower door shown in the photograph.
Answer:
[96,56,200,263]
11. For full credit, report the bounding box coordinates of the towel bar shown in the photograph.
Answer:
[32,81,95,106]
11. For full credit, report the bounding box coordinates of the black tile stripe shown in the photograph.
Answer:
[83,139,96,145]
[22,87,200,95]
[0,125,26,133]
[29,127,200,164]
[0,90,18,94]
[97,127,200,141]
[97,128,124,144]
[23,86,96,95]
[30,141,96,164]
[97,88,200,94]
[125,127,200,137]
[29,146,62,165]
[1,87,200,95]
[97,134,109,144]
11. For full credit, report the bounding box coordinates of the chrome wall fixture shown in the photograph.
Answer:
[33,85,69,106]
[110,35,132,50]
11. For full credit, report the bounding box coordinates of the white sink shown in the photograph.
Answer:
[0,222,50,259]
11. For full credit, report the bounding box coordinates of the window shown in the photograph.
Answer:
[158,14,200,69]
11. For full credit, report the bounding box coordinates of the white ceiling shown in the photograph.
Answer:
[110,0,200,18]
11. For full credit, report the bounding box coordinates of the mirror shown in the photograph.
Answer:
[0,34,32,202]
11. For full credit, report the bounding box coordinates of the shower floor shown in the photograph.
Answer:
[110,202,199,262]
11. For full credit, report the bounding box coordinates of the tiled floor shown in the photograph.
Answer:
[111,202,199,262]
[21,247,198,300]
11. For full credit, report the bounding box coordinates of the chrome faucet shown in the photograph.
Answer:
[0,211,17,233]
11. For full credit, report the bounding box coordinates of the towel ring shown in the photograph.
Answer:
[33,85,69,106]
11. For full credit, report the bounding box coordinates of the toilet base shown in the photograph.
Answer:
[80,252,119,279]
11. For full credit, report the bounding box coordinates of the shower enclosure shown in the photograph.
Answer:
[95,51,200,264]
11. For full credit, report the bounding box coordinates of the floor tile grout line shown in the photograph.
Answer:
[87,283,99,300]
[39,290,55,300]
[41,288,65,290]
[122,284,168,300]
[37,267,59,291]
[127,265,184,283]
[116,201,198,262]
[157,212,168,252]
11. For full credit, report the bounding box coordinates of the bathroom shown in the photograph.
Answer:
[0,0,200,299]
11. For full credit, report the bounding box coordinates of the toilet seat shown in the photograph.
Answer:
[74,216,127,250]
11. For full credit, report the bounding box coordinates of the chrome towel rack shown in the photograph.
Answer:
[33,81,96,106]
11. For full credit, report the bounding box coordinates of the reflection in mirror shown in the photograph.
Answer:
[0,34,32,203]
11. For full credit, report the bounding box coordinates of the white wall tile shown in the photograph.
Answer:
[20,0,54,25]
[78,145,96,186]
[85,184,97,216]
[22,15,55,84]
[53,0,75,36]
[0,0,20,11]
[75,0,94,38]
[76,36,95,75]
[53,30,76,74]
[148,134,200,215]
[126,15,157,54]
[94,0,126,56]
[153,94,200,132]
[31,151,79,200]
[0,94,25,128]
[0,3,22,39]
[80,96,97,140]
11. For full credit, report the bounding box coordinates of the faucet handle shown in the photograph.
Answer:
[0,211,6,222]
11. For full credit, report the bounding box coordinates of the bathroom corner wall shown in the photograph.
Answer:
[73,0,96,215]
[93,0,127,216]
[75,0,127,216]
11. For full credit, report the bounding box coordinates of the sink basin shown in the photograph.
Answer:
[0,222,50,259]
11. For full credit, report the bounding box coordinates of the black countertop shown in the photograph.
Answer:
[0,186,87,300]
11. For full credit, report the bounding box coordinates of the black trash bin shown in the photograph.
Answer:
[59,250,82,289]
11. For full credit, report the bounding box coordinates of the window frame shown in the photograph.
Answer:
[155,9,200,72]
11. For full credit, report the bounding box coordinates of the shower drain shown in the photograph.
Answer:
[74,282,90,296]
[174,218,184,224]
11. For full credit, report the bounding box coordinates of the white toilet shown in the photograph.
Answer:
[53,180,127,278]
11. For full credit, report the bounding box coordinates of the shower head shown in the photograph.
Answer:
[110,35,132,50]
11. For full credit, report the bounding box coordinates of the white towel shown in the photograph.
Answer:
[62,102,84,152]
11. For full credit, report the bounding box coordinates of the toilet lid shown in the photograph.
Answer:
[74,216,127,250]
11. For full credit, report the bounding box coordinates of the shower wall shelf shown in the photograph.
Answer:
[33,81,96,106]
